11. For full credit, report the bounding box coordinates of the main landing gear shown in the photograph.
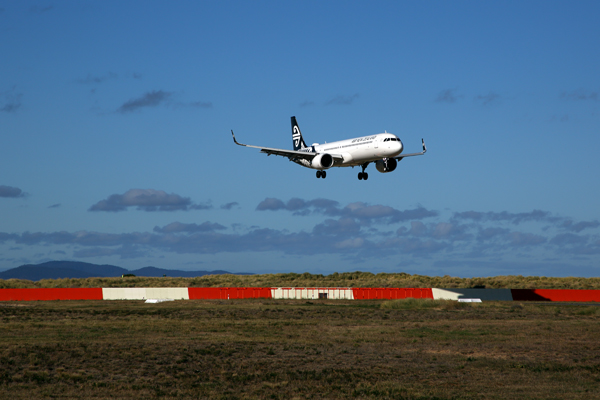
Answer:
[358,162,369,180]
[316,170,327,179]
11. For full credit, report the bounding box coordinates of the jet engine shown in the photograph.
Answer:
[311,153,334,169]
[375,158,398,173]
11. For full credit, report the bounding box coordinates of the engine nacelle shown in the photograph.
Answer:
[311,153,334,169]
[375,158,398,173]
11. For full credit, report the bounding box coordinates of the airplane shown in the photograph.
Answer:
[231,116,426,180]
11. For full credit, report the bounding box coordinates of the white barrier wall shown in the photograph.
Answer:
[146,288,189,300]
[271,287,354,300]
[102,287,189,300]
[98,287,516,301]
[102,288,147,300]
[432,288,513,301]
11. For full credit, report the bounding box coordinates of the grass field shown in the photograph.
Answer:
[2,271,600,289]
[1,299,599,399]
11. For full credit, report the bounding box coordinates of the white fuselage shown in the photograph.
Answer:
[296,133,403,169]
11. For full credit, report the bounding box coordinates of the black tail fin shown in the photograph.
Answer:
[291,116,307,151]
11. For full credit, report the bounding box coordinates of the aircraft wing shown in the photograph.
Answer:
[232,131,343,162]
[395,139,427,160]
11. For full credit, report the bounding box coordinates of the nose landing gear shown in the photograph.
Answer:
[316,170,327,179]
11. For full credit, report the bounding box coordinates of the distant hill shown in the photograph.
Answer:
[0,261,246,281]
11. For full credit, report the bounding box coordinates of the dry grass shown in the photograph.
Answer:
[2,272,600,289]
[1,299,599,399]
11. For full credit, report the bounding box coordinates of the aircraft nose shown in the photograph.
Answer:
[397,139,403,154]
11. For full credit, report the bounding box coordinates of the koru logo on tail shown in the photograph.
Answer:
[293,126,302,148]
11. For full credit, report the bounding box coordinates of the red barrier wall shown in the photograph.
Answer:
[511,289,600,302]
[352,288,433,300]
[188,287,272,300]
[0,288,103,301]
[2,287,599,302]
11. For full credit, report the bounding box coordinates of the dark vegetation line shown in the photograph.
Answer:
[2,272,600,289]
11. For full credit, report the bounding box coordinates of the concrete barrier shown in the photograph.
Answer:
[511,289,600,302]
[1,287,599,302]
[271,287,354,300]
[0,288,103,301]
[146,288,189,300]
[432,288,513,301]
[102,287,189,300]
[352,288,433,300]
[188,287,272,300]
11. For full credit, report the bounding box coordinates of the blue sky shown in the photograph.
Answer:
[1,1,599,277]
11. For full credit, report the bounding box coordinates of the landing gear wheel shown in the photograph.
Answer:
[316,171,322,178]
[358,162,370,181]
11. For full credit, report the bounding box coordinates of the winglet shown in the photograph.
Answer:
[422,138,427,153]
[231,130,243,146]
